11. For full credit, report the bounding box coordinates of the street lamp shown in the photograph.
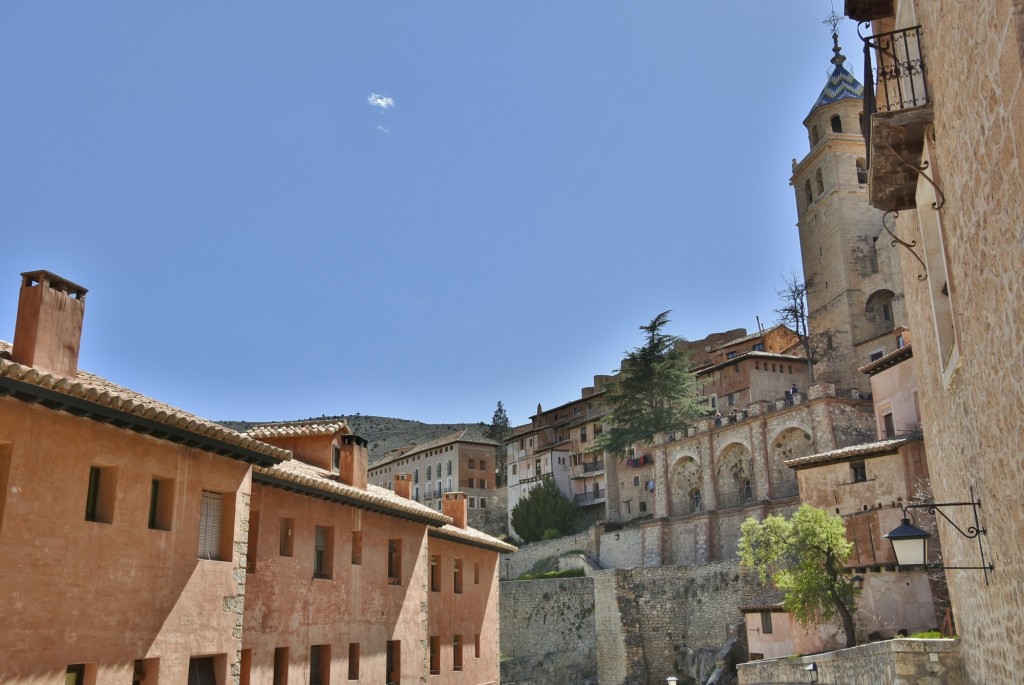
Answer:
[504,557,512,581]
[851,574,865,590]
[805,662,818,683]
[883,486,994,584]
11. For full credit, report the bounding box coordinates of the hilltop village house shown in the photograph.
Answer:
[0,270,513,685]
[367,428,506,536]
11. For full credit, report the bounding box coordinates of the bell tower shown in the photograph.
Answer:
[790,19,907,391]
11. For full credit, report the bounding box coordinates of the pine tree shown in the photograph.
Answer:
[486,401,512,485]
[509,477,578,543]
[592,311,704,458]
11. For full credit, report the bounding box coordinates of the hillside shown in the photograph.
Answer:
[218,415,489,464]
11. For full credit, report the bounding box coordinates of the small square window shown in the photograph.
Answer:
[148,477,174,531]
[851,462,867,483]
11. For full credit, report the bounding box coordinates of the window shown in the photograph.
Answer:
[815,168,824,195]
[273,648,288,685]
[429,637,440,675]
[446,460,452,476]
[692,489,702,513]
[811,124,819,146]
[830,114,842,133]
[414,468,419,484]
[623,500,631,515]
[314,526,333,579]
[851,461,867,483]
[240,650,252,685]
[413,485,419,501]
[468,459,475,469]
[752,342,764,351]
[351,530,362,565]
[760,611,774,634]
[198,490,224,560]
[280,518,295,557]
[883,412,896,439]
[386,641,400,685]
[474,633,481,658]
[431,555,441,592]
[856,157,868,183]
[479,459,486,471]
[728,394,735,406]
[453,635,463,672]
[246,510,260,573]
[332,445,341,474]
[870,350,885,362]
[534,458,541,473]
[446,477,452,493]
[84,465,116,524]
[467,478,475,488]
[426,465,432,480]
[474,561,480,584]
[479,480,486,490]
[66,665,86,685]
[454,558,463,594]
[468,496,476,508]
[639,501,647,513]
[425,482,433,498]
[580,427,587,443]
[188,657,219,685]
[743,479,753,502]
[511,464,517,475]
[310,646,329,685]
[633,476,640,486]
[347,644,360,680]
[148,477,174,530]
[387,539,402,584]
[480,498,487,509]
[804,179,813,205]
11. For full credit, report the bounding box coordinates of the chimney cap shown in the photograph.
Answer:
[20,270,88,301]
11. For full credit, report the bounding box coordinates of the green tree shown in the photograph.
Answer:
[510,477,578,543]
[738,504,859,647]
[592,311,704,458]
[486,400,512,485]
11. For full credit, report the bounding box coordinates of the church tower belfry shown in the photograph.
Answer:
[790,24,907,391]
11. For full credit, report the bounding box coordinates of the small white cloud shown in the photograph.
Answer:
[377,124,390,134]
[367,93,395,110]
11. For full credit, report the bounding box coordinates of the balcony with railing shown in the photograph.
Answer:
[860,23,934,211]
[574,489,607,505]
[571,459,605,479]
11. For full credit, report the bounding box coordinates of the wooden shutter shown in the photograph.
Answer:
[197,490,223,560]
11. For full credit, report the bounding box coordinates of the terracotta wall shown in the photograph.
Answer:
[0,398,250,684]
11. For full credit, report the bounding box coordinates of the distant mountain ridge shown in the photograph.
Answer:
[218,415,488,464]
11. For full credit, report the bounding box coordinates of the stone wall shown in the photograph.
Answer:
[737,638,964,685]
[595,562,764,685]
[502,527,599,579]
[881,2,1024,683]
[499,577,598,685]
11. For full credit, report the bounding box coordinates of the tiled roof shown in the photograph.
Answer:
[711,324,786,351]
[809,60,864,115]
[740,589,785,613]
[785,435,922,469]
[0,340,290,463]
[694,350,806,375]
[254,457,451,524]
[374,427,498,468]
[859,344,913,376]
[245,420,351,439]
[430,524,518,553]
[255,458,515,551]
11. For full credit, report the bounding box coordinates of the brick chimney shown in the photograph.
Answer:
[12,271,88,377]
[442,492,468,529]
[393,473,412,499]
[336,435,368,489]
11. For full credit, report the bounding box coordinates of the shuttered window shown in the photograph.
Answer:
[197,491,223,560]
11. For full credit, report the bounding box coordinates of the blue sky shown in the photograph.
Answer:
[0,2,865,426]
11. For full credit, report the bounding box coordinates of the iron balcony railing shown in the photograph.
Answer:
[574,489,606,504]
[860,24,930,156]
[582,460,605,473]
